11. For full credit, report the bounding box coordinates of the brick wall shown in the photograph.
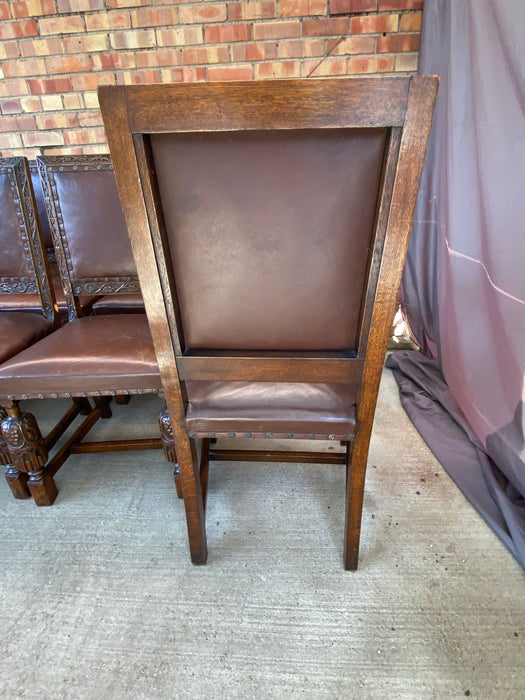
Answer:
[0,0,423,158]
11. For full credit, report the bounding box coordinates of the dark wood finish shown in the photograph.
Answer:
[178,354,363,383]
[208,449,347,466]
[100,76,438,569]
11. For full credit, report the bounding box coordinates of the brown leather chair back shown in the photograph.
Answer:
[37,155,140,321]
[151,129,385,351]
[0,157,57,324]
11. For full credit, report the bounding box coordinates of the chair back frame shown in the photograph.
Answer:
[100,76,438,569]
[37,154,141,321]
[0,156,58,326]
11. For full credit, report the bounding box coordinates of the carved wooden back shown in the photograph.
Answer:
[0,157,57,324]
[37,154,140,321]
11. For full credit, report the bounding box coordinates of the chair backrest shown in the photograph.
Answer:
[100,77,438,388]
[29,161,54,253]
[0,156,57,325]
[37,155,141,321]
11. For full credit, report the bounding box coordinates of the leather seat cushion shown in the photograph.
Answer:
[0,312,53,364]
[185,381,357,437]
[0,314,161,398]
[92,293,145,315]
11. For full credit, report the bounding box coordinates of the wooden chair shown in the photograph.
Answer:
[0,156,164,506]
[100,76,438,569]
[0,156,61,500]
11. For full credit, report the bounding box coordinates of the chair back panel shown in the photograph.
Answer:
[0,167,32,279]
[38,157,137,281]
[151,128,386,351]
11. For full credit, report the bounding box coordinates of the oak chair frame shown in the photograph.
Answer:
[100,76,438,569]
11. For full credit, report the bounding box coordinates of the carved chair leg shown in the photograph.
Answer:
[1,407,30,499]
[159,406,182,498]
[1,401,57,506]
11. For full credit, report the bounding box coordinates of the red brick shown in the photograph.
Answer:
[110,29,156,49]
[156,26,203,47]
[22,131,65,146]
[395,52,418,71]
[131,7,178,28]
[0,3,10,19]
[302,17,349,36]
[208,65,254,81]
[347,54,394,73]
[78,111,104,127]
[20,37,64,56]
[330,0,377,11]
[106,0,149,7]
[279,0,326,17]
[91,52,136,70]
[71,73,115,90]
[12,0,56,17]
[57,0,104,11]
[0,79,29,97]
[46,55,92,74]
[136,49,182,68]
[85,11,131,30]
[20,96,42,112]
[254,61,300,79]
[179,4,227,24]
[3,58,46,77]
[379,0,422,9]
[330,36,375,54]
[205,23,251,43]
[229,1,275,20]
[183,46,229,65]
[116,69,162,85]
[377,33,420,52]
[0,133,23,149]
[400,12,422,31]
[160,67,207,83]
[231,42,278,62]
[0,19,38,39]
[0,116,37,132]
[303,57,346,76]
[1,99,22,114]
[64,34,109,53]
[38,15,84,35]
[0,41,19,59]
[64,130,90,145]
[278,39,325,59]
[253,21,300,40]
[28,77,73,94]
[351,14,398,32]
[36,112,79,129]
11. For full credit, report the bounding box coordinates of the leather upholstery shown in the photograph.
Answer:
[185,381,357,437]
[0,312,52,364]
[92,293,145,314]
[51,168,137,280]
[151,128,386,351]
[0,171,32,278]
[0,314,161,399]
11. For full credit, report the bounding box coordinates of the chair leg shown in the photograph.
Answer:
[179,435,208,565]
[1,407,30,499]
[344,432,369,571]
[1,401,57,506]
[159,406,183,498]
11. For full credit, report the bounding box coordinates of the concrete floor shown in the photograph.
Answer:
[1,366,524,699]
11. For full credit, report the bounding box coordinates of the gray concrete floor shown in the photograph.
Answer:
[1,366,524,699]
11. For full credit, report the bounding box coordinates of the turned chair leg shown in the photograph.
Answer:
[1,407,30,499]
[1,401,57,506]
[159,406,182,498]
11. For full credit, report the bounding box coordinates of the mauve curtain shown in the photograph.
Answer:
[387,0,525,567]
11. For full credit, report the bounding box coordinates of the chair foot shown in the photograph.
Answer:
[159,406,183,499]
[1,401,56,505]
[5,465,31,499]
